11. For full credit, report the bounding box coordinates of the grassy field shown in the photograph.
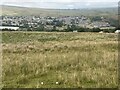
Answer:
[2,31,118,88]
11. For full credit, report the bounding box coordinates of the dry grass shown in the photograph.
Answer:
[2,32,118,88]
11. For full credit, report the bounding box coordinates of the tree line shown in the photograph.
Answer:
[2,25,116,33]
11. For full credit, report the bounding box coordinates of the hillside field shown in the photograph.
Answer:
[2,31,118,88]
[0,5,118,20]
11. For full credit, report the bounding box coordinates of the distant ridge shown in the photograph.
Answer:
[0,5,118,19]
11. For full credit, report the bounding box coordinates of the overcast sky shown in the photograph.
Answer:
[0,0,119,9]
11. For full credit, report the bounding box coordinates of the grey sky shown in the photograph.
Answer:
[0,0,119,9]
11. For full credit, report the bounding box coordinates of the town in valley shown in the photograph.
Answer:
[0,15,117,32]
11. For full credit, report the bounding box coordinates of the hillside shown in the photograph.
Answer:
[0,5,118,19]
[2,32,118,88]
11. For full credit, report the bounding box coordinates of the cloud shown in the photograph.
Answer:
[85,3,91,6]
[2,0,119,3]
[67,4,74,9]
[1,0,119,9]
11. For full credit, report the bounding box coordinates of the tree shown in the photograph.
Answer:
[103,29,116,33]
[52,25,57,31]
[77,27,85,32]
[92,28,101,32]
[91,16,102,21]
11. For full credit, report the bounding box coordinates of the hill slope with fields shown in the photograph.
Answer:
[0,5,118,19]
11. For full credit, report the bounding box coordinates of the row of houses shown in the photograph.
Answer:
[0,15,116,31]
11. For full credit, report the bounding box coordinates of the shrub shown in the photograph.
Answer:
[103,29,116,33]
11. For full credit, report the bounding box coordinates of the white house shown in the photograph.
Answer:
[99,31,104,33]
[73,30,78,32]
[0,26,19,30]
[115,30,120,34]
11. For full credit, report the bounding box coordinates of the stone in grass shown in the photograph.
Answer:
[41,82,44,85]
[56,82,59,85]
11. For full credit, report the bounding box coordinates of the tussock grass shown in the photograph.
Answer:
[2,32,118,88]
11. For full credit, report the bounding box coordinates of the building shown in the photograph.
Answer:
[0,26,19,30]
[115,30,120,33]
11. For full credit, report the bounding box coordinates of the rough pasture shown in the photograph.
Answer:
[2,32,118,88]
